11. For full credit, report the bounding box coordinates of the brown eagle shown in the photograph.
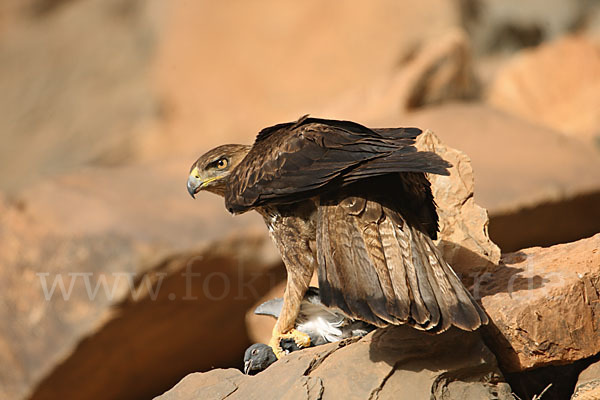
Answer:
[187,116,488,357]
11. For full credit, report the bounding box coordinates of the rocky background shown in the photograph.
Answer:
[1,0,600,399]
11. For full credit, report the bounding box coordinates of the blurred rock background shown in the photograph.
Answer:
[1,0,600,399]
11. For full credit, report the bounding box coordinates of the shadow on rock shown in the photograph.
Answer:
[29,242,286,400]
[367,326,513,398]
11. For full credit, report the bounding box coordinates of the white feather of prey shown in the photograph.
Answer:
[253,287,376,348]
[296,302,345,345]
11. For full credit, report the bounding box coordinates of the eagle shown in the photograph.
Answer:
[187,116,488,357]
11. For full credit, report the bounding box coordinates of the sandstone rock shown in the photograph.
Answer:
[402,103,600,215]
[572,359,600,399]
[155,0,461,156]
[322,29,478,124]
[158,369,245,400]
[401,103,600,251]
[583,4,600,41]
[417,130,500,278]
[0,160,284,400]
[157,327,513,400]
[480,233,600,372]
[459,0,590,55]
[487,35,600,145]
[0,0,164,194]
[399,29,479,110]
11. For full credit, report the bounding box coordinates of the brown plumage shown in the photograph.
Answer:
[187,116,488,356]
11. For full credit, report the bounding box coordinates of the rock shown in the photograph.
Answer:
[487,35,600,146]
[401,103,600,252]
[0,0,164,194]
[155,0,461,155]
[402,103,600,216]
[0,160,285,400]
[417,130,500,279]
[159,369,245,400]
[480,234,600,372]
[572,359,600,399]
[583,4,600,41]
[157,326,513,400]
[506,358,591,400]
[399,29,479,110]
[322,29,479,124]
[459,0,590,55]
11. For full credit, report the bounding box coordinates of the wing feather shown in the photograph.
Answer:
[359,201,406,322]
[378,215,411,322]
[225,117,450,213]
[316,189,487,332]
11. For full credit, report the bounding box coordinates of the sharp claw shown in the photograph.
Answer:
[268,336,284,359]
[269,329,311,359]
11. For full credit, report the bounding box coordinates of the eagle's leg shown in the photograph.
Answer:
[261,205,317,359]
[269,264,313,358]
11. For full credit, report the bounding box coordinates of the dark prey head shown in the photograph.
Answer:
[243,343,277,375]
[187,144,251,198]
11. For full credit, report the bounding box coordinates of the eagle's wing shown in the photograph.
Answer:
[316,189,488,331]
[225,117,449,213]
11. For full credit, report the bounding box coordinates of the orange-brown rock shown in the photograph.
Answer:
[417,130,500,278]
[157,326,513,400]
[480,234,600,372]
[487,35,600,145]
[402,103,600,251]
[0,0,164,194]
[0,161,284,400]
[402,104,600,216]
[459,0,590,55]
[0,0,462,195]
[572,359,600,399]
[155,0,461,156]
[322,29,478,124]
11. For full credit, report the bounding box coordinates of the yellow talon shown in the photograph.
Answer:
[268,335,285,359]
[269,329,312,359]
[282,329,312,348]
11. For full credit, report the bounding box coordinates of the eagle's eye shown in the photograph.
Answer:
[216,158,228,169]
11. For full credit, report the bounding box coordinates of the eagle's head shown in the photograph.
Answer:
[187,144,251,198]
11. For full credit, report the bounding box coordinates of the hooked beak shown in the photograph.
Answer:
[244,360,252,375]
[187,166,202,199]
[187,176,200,199]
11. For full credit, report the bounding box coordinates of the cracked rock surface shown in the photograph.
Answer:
[480,233,600,372]
[156,327,513,400]
[572,359,600,400]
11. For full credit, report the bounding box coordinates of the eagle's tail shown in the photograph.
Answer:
[316,196,488,332]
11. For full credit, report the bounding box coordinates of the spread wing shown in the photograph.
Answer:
[225,117,450,214]
[316,182,488,331]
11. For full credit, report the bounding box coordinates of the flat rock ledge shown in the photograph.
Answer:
[156,326,512,400]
